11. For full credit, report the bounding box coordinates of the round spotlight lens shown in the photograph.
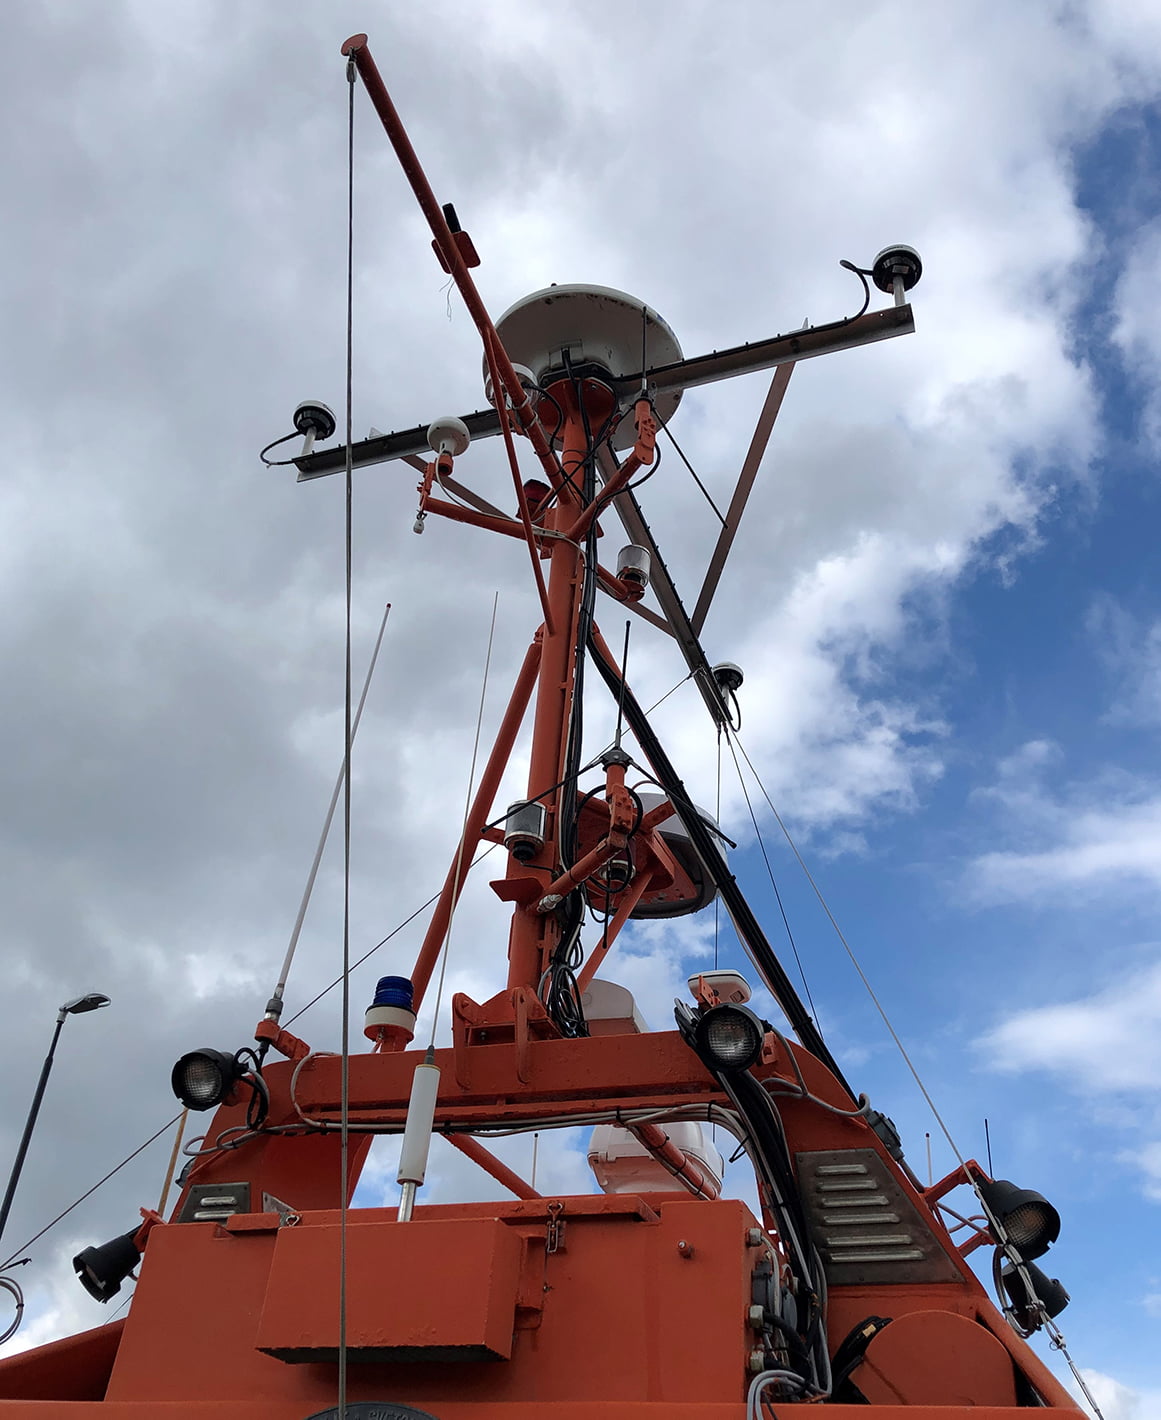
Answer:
[182,1058,224,1106]
[1004,1201,1055,1253]
[694,1005,765,1072]
[171,1048,239,1111]
[978,1178,1061,1261]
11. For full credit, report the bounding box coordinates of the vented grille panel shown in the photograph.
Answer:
[796,1149,962,1285]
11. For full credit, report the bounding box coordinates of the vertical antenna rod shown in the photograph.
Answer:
[339,36,559,479]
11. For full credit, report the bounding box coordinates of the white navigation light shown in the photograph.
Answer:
[503,800,547,863]
[617,544,651,591]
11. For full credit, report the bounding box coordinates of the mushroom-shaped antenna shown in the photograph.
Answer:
[427,416,471,458]
[871,245,923,295]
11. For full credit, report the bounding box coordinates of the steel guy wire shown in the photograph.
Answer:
[428,592,501,1049]
[338,50,356,1420]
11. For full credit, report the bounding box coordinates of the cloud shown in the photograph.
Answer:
[1087,595,1161,729]
[981,960,1161,1202]
[966,741,1161,902]
[1074,1370,1161,1420]
[982,960,1161,1094]
[1113,220,1161,447]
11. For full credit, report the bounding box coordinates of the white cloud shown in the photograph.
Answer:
[1074,1369,1161,1420]
[1088,595,1161,730]
[981,961,1161,1201]
[1114,220,1161,448]
[967,741,1161,902]
[982,961,1161,1094]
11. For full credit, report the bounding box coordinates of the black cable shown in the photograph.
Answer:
[590,635,853,1093]
[0,1116,182,1271]
[655,419,727,526]
[678,1008,825,1391]
[259,430,301,466]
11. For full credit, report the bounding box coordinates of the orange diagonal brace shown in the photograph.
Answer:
[410,638,542,1011]
[446,1133,542,1200]
[341,36,560,481]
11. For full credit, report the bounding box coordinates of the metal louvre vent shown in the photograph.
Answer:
[796,1149,961,1285]
[176,1181,251,1224]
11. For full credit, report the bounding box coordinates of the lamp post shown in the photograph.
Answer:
[0,993,111,1251]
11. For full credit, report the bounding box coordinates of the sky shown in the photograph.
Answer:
[0,0,1159,1413]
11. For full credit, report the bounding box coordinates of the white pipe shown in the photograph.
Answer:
[396,1052,441,1218]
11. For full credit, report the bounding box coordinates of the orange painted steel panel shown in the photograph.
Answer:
[0,1404,747,1419]
[0,1318,123,1400]
[91,1197,758,1411]
[255,1218,523,1362]
[856,1309,1018,1406]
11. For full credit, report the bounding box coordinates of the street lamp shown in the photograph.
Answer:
[0,993,111,1250]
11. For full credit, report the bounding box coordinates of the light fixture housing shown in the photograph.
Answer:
[871,244,922,293]
[73,1228,140,1302]
[62,993,111,1015]
[978,1178,1061,1260]
[693,1004,766,1073]
[171,1048,244,1112]
[1001,1260,1069,1331]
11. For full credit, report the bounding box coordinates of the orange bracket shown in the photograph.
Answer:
[132,1207,164,1253]
[632,397,656,466]
[254,1019,312,1063]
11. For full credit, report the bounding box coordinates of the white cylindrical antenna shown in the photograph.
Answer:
[396,1050,441,1221]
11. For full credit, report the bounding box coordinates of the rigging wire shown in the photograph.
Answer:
[266,602,392,1024]
[730,728,961,1158]
[713,728,722,971]
[338,51,356,1420]
[723,732,820,1028]
[727,727,1105,1418]
[0,1115,181,1272]
[428,593,501,1048]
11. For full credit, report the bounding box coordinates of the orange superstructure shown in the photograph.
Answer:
[0,30,1086,1420]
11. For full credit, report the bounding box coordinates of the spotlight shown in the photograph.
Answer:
[978,1178,1060,1260]
[171,1048,244,1112]
[1001,1260,1070,1332]
[693,1004,766,1072]
[73,1228,140,1303]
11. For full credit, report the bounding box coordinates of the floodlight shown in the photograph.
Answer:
[693,1004,765,1072]
[1001,1260,1069,1332]
[171,1048,244,1112]
[73,1228,141,1302]
[978,1178,1060,1260]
